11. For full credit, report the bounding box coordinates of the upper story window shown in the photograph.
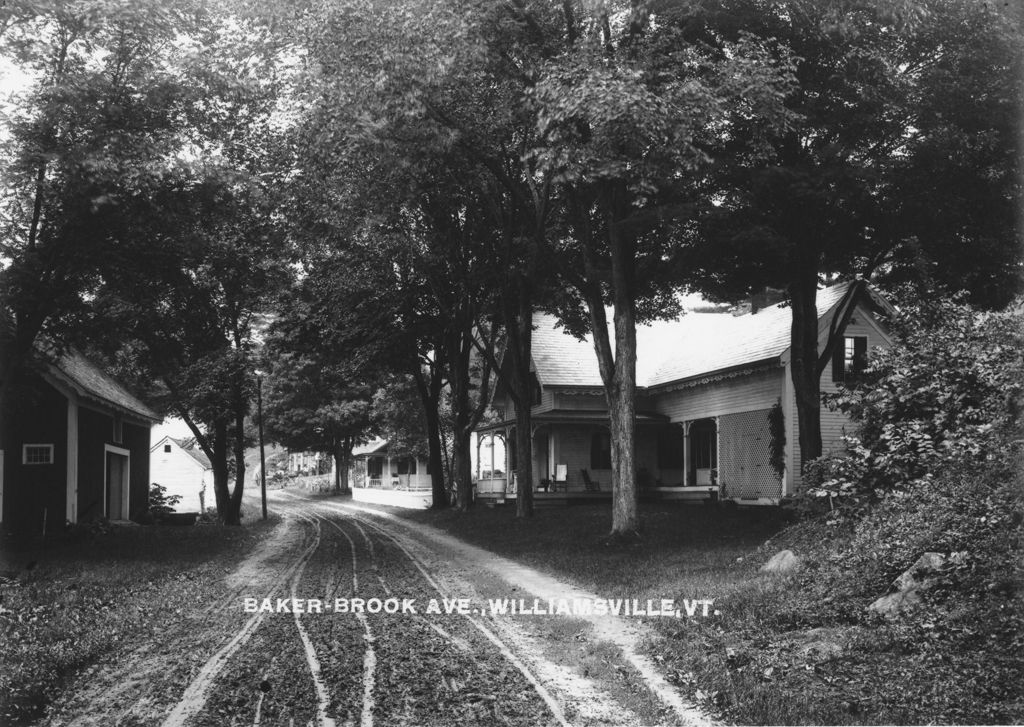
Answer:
[23,444,54,465]
[164,443,172,453]
[833,335,868,383]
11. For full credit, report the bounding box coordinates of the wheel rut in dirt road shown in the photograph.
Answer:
[294,494,717,727]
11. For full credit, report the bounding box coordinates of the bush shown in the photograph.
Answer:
[805,296,1024,512]
[145,483,181,523]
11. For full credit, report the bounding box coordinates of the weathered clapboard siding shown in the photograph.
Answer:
[787,301,892,491]
[544,425,607,491]
[554,390,605,410]
[533,386,557,413]
[150,439,210,512]
[652,368,783,423]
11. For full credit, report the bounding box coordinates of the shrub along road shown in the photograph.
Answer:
[33,490,709,726]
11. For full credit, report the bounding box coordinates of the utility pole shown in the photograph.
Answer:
[257,371,267,520]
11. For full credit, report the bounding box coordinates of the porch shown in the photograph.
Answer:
[351,442,433,509]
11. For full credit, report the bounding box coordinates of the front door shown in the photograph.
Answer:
[105,451,128,519]
[690,419,717,486]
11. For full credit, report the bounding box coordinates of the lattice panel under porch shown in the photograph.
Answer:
[718,408,782,499]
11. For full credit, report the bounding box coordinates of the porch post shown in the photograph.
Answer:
[682,421,691,487]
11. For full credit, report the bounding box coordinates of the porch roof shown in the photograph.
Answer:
[477,409,669,432]
[352,438,389,457]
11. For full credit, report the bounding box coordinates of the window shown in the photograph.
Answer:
[590,431,612,470]
[833,335,868,383]
[367,457,383,478]
[112,416,123,444]
[23,444,54,465]
[164,444,172,453]
[396,457,417,475]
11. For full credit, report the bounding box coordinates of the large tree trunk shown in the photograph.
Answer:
[789,266,823,468]
[413,364,447,508]
[223,394,246,526]
[508,289,534,517]
[448,327,475,511]
[607,301,638,535]
[332,438,352,493]
[514,404,533,516]
[582,187,640,536]
[210,420,231,517]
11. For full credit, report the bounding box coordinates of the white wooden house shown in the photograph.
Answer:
[149,436,213,513]
[476,281,893,506]
[350,439,433,509]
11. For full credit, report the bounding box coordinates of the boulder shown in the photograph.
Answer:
[760,549,801,573]
[868,551,966,617]
[796,627,847,660]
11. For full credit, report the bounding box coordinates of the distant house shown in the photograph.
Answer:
[287,450,330,476]
[476,281,893,506]
[350,439,433,509]
[0,349,160,535]
[150,436,212,513]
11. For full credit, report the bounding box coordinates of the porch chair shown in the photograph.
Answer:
[580,469,601,492]
[552,463,568,492]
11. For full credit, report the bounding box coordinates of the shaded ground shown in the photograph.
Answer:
[375,496,1024,725]
[6,490,708,726]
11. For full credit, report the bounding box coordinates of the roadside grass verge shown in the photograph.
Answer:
[359,497,1022,725]
[0,513,278,725]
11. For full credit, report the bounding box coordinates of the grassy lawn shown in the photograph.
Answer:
[384,500,1022,725]
[0,511,277,726]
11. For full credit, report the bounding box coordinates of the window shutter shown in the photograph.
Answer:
[854,336,868,374]
[832,339,845,382]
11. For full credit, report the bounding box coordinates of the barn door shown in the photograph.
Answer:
[105,450,129,520]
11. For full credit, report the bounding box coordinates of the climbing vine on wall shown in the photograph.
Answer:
[768,401,786,480]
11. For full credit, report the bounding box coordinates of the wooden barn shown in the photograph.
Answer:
[476,281,893,506]
[149,435,212,513]
[0,350,159,536]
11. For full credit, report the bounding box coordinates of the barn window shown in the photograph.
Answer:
[833,335,868,383]
[23,444,54,465]
[590,431,612,470]
[164,444,172,453]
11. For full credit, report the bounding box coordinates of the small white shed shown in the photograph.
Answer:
[149,436,213,513]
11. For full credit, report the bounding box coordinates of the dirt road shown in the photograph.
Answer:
[43,491,712,727]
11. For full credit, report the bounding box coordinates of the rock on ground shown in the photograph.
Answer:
[760,549,801,573]
[868,551,967,617]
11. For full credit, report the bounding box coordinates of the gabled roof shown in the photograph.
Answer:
[47,349,160,422]
[150,435,212,469]
[644,283,853,387]
[352,438,389,457]
[531,282,879,390]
